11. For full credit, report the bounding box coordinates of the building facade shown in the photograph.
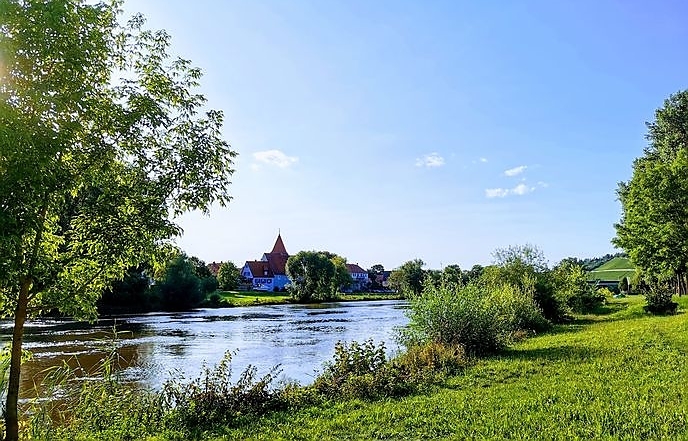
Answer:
[241,234,290,291]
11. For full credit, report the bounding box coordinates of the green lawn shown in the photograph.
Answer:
[218,291,291,306]
[210,295,688,440]
[218,291,403,307]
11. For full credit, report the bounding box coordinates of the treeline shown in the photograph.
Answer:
[98,249,242,314]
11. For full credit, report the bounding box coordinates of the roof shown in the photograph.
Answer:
[271,233,288,255]
[346,263,367,274]
[264,253,288,275]
[245,261,273,278]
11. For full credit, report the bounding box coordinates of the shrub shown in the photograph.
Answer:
[402,281,547,356]
[644,287,678,315]
[393,341,467,380]
[163,351,284,430]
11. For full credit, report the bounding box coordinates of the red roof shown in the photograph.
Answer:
[265,253,288,275]
[271,234,288,255]
[246,261,272,278]
[346,263,367,274]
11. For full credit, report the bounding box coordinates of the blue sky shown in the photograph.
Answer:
[123,0,687,270]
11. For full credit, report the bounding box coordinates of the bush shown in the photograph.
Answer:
[644,288,678,315]
[163,351,284,430]
[402,281,547,356]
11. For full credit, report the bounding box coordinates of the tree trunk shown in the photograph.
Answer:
[4,278,30,441]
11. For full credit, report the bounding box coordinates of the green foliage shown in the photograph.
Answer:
[0,1,236,437]
[552,261,605,313]
[403,281,547,356]
[217,261,240,290]
[227,297,688,440]
[484,245,569,322]
[643,286,678,315]
[285,251,338,302]
[156,255,204,311]
[163,352,284,431]
[388,259,426,297]
[614,90,688,297]
[313,339,465,400]
[98,265,157,313]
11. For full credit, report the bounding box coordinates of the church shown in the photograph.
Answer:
[241,234,291,291]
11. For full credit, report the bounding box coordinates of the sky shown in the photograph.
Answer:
[122,0,687,271]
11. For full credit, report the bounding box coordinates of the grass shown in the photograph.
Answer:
[588,257,635,282]
[217,291,403,306]
[335,292,404,301]
[218,291,291,306]
[202,295,688,440]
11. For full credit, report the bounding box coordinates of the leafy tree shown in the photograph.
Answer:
[463,264,485,283]
[331,255,353,292]
[286,251,337,302]
[388,259,426,297]
[484,245,567,322]
[367,264,385,290]
[187,255,217,294]
[442,264,463,285]
[551,261,605,313]
[98,265,156,313]
[217,261,240,291]
[156,255,204,311]
[0,2,236,438]
[614,90,688,303]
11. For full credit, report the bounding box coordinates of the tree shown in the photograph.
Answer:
[484,245,568,322]
[0,2,236,439]
[285,251,337,302]
[442,264,463,285]
[217,261,240,291]
[187,255,217,294]
[367,264,385,290]
[156,255,204,311]
[388,259,426,297]
[331,255,353,292]
[614,90,688,303]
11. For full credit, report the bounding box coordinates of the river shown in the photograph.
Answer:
[0,300,408,397]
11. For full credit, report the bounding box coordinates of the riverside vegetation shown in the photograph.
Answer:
[6,245,686,440]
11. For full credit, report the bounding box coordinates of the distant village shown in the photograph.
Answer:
[208,234,391,292]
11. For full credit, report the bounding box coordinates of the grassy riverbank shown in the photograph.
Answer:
[217,291,402,306]
[204,295,688,440]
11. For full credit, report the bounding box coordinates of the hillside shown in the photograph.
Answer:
[587,256,635,282]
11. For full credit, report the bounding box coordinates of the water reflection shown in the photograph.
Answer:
[0,300,408,397]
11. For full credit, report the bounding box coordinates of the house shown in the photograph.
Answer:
[345,263,369,292]
[241,234,290,291]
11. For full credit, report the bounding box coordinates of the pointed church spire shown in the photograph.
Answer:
[271,232,288,255]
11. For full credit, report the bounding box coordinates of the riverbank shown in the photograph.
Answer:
[206,295,688,440]
[218,291,403,307]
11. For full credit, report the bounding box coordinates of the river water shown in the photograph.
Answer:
[1,300,408,397]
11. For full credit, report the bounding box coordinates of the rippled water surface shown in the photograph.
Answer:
[1,300,408,396]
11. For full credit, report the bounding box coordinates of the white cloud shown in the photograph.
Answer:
[485,183,538,198]
[415,153,445,168]
[480,157,488,163]
[252,149,298,168]
[504,165,527,177]
[485,188,510,198]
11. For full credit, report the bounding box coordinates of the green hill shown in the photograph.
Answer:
[587,256,635,282]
